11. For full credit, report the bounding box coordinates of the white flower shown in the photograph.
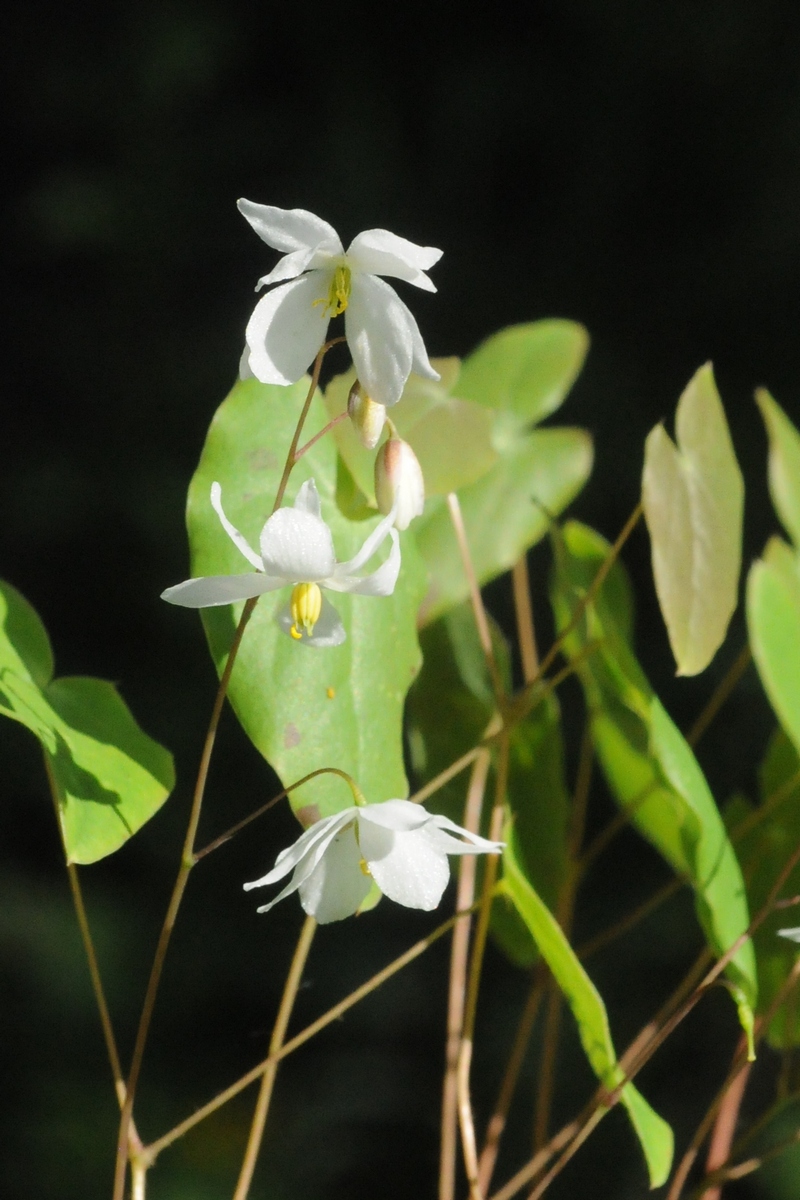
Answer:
[161,479,400,647]
[374,437,425,531]
[778,927,800,943]
[238,200,443,408]
[243,799,503,924]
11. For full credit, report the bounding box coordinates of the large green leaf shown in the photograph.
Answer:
[0,580,174,863]
[550,521,757,1006]
[642,363,743,676]
[501,822,674,1188]
[756,388,800,548]
[187,376,427,822]
[747,537,800,756]
[727,731,800,1048]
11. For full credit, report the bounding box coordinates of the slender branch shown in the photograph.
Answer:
[113,346,336,1199]
[478,968,547,1195]
[293,411,348,462]
[687,644,752,748]
[440,751,492,1200]
[142,898,489,1164]
[527,1108,605,1200]
[512,556,539,683]
[411,747,486,807]
[448,492,505,708]
[233,916,317,1200]
[575,875,683,961]
[458,737,509,1200]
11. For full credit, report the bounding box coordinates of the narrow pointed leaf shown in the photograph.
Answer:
[756,388,800,547]
[551,522,757,1007]
[502,822,673,1187]
[0,580,174,863]
[642,363,743,676]
[186,376,427,822]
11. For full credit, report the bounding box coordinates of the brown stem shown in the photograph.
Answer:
[440,751,492,1200]
[700,1056,752,1200]
[233,916,317,1200]
[142,898,489,1165]
[293,411,348,462]
[271,340,343,512]
[687,644,752,748]
[457,738,509,1200]
[575,875,683,961]
[447,491,505,708]
[512,556,539,684]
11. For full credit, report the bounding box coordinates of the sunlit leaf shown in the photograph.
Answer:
[747,537,800,756]
[550,521,757,1007]
[502,821,674,1188]
[756,388,800,548]
[187,376,428,822]
[0,580,174,863]
[642,363,743,676]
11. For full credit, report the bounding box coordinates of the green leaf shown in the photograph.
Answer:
[491,696,571,968]
[187,376,428,822]
[756,388,800,547]
[417,429,593,625]
[747,538,800,756]
[728,731,800,1047]
[324,361,498,503]
[501,821,673,1188]
[642,363,743,676]
[0,580,174,863]
[455,320,590,446]
[550,521,757,1007]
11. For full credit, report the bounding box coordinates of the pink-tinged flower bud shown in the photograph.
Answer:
[347,381,386,450]
[375,438,425,531]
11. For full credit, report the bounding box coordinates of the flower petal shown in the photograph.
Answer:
[408,304,441,382]
[357,799,432,832]
[293,478,322,518]
[239,344,254,380]
[275,594,346,646]
[328,530,400,597]
[246,274,330,386]
[298,826,373,923]
[359,822,450,911]
[238,200,343,256]
[330,505,397,580]
[256,245,320,289]
[211,482,263,569]
[160,573,284,608]
[426,813,504,856]
[346,229,442,291]
[259,506,337,580]
[244,810,354,891]
[344,274,414,408]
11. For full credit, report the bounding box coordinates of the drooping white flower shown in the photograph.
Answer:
[243,799,503,924]
[374,437,425,531]
[161,480,400,647]
[778,927,800,943]
[238,200,443,408]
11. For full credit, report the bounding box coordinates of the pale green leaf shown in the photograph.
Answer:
[0,580,175,863]
[756,388,800,547]
[642,363,743,676]
[747,538,800,756]
[187,376,427,822]
[551,521,757,1007]
[502,821,674,1188]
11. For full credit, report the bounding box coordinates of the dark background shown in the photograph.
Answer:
[2,2,800,1197]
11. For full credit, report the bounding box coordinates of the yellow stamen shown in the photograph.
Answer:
[290,581,323,640]
[359,857,372,877]
[313,264,351,317]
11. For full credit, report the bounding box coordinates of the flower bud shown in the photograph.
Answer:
[347,381,386,450]
[375,438,425,531]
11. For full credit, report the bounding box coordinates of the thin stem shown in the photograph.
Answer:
[143,898,489,1164]
[701,1057,752,1200]
[458,737,510,1200]
[293,411,348,462]
[271,338,344,512]
[532,981,565,1153]
[411,747,485,807]
[193,766,364,860]
[526,1108,605,1200]
[687,644,752,748]
[478,968,547,1195]
[113,346,340,1198]
[512,555,539,684]
[575,875,683,961]
[447,492,505,708]
[233,916,317,1200]
[440,751,492,1200]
